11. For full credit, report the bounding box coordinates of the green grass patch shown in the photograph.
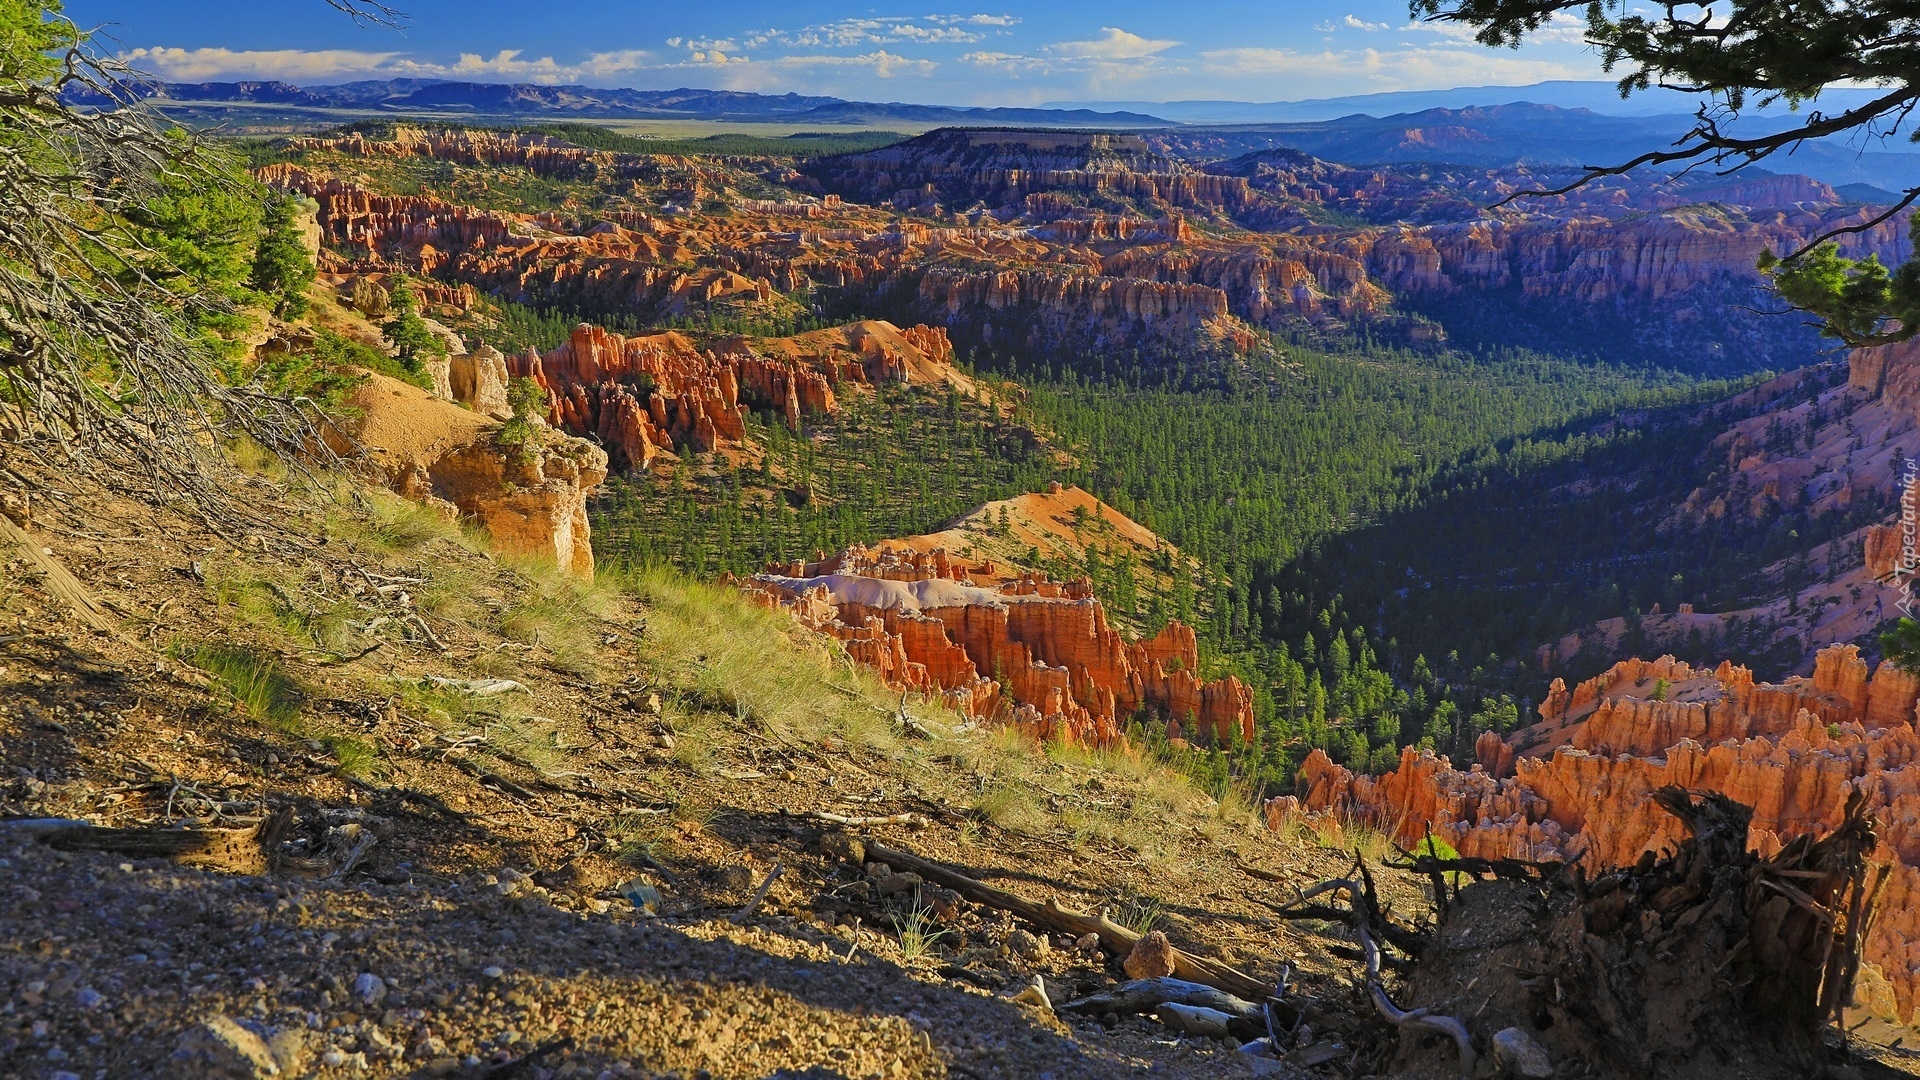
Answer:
[177,642,304,729]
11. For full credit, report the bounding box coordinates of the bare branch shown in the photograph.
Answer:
[1775,187,1920,262]
[1493,87,1920,208]
[0,17,337,529]
[321,0,409,28]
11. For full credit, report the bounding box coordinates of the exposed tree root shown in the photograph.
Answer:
[1306,786,1886,1079]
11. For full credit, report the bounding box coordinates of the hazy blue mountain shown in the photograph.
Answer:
[1149,103,1920,194]
[1048,80,1901,123]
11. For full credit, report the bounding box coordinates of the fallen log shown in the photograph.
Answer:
[1059,977,1263,1022]
[862,840,1275,1005]
[5,815,278,874]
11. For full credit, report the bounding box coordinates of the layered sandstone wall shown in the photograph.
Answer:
[1286,643,1920,1024]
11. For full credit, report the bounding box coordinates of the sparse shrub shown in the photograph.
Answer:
[1111,891,1164,935]
[497,376,549,462]
[328,736,377,779]
[1411,834,1469,888]
[177,642,303,728]
[335,487,463,553]
[974,783,1047,834]
[351,276,391,318]
[891,903,949,960]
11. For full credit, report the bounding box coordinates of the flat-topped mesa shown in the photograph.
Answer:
[733,547,1253,749]
[504,319,965,470]
[283,126,741,187]
[1283,642,1920,1024]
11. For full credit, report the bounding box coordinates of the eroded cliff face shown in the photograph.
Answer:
[1288,642,1920,1025]
[1544,337,1920,673]
[505,319,972,470]
[327,371,607,576]
[260,128,1907,368]
[730,543,1252,749]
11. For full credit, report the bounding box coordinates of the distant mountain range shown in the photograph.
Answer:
[1152,102,1920,196]
[110,78,1919,195]
[119,79,1166,128]
[1047,80,1905,124]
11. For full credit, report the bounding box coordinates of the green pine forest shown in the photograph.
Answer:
[465,295,1831,800]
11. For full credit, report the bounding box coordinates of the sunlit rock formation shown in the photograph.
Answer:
[731,543,1252,749]
[1286,642,1920,1024]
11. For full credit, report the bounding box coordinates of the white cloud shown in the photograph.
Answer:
[733,14,1017,51]
[1343,15,1389,31]
[935,14,1019,26]
[1403,10,1587,45]
[448,50,572,80]
[1200,44,1594,90]
[122,43,654,85]
[121,46,407,82]
[1046,27,1179,60]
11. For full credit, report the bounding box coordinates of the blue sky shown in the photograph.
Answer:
[60,0,1605,105]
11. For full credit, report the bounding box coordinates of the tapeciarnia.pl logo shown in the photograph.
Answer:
[1897,460,1920,618]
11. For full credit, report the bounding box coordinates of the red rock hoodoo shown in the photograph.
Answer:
[502,320,967,470]
[731,544,1253,749]
[1285,642,1920,1024]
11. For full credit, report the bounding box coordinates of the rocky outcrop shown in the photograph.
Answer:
[1548,335,1920,675]
[1288,643,1920,1024]
[504,319,969,470]
[732,543,1253,748]
[450,345,512,420]
[328,372,607,576]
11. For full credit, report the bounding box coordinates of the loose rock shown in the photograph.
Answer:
[1123,931,1176,980]
[170,1015,281,1079]
[1492,1027,1554,1079]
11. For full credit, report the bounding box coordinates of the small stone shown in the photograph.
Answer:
[74,987,104,1009]
[1492,1027,1553,1079]
[1123,931,1177,980]
[481,966,505,980]
[1073,932,1101,955]
[267,1029,310,1075]
[874,871,923,897]
[926,888,964,922]
[816,831,864,865]
[351,973,386,1006]
[171,1015,282,1078]
[618,880,661,915]
[1006,928,1047,959]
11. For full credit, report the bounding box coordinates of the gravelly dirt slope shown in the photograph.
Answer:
[0,457,1389,1079]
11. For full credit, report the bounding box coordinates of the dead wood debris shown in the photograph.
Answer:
[862,839,1282,1007]
[1273,785,1889,1080]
